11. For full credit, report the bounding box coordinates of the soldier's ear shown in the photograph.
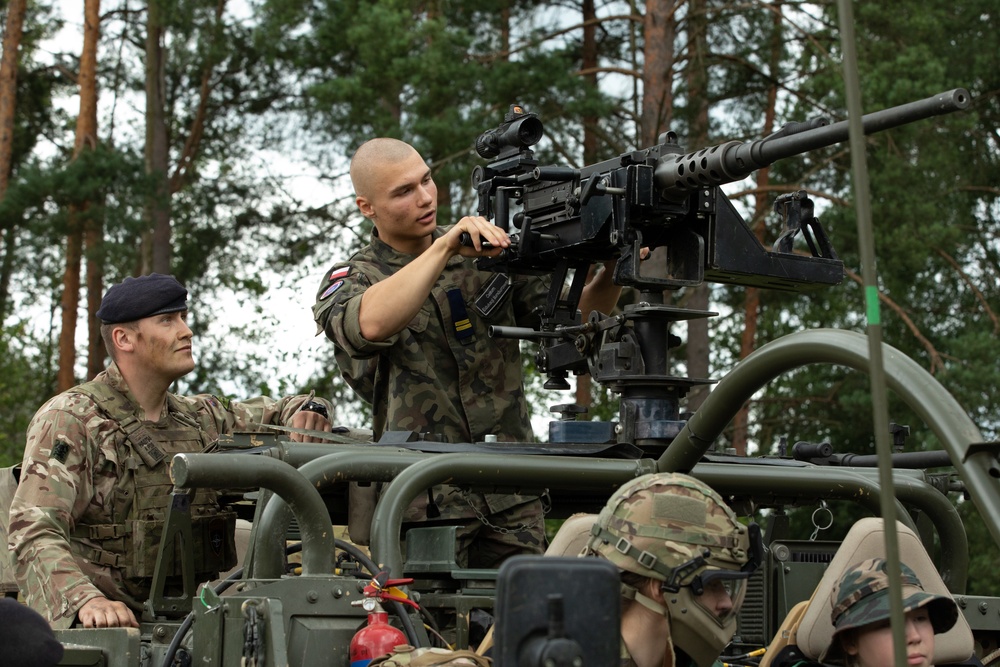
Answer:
[645,578,666,604]
[111,324,138,354]
[841,631,860,656]
[357,195,376,220]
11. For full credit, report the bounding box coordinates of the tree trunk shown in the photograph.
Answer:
[575,0,599,412]
[81,0,105,379]
[145,0,172,274]
[683,0,711,416]
[640,0,675,147]
[0,0,25,199]
[59,0,102,391]
[57,231,83,391]
[731,1,782,456]
[0,0,27,320]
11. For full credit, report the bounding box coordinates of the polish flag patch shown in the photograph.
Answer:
[329,266,351,281]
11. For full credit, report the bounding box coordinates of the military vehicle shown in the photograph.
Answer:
[25,86,1000,667]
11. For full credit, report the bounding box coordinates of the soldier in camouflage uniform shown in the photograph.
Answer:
[313,138,622,568]
[8,274,334,629]
[584,472,763,667]
[821,558,958,667]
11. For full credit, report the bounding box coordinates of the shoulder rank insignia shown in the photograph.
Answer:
[446,288,475,343]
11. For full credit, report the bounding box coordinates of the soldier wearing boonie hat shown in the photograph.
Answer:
[822,557,958,666]
[9,273,334,630]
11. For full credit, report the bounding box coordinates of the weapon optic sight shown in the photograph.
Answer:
[476,105,544,160]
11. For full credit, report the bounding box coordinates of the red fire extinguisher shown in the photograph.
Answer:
[349,572,419,667]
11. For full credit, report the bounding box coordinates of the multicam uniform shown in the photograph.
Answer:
[8,363,324,628]
[313,228,550,567]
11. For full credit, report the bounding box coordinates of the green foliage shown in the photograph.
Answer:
[0,322,57,466]
[714,0,1000,593]
[254,0,619,216]
[959,499,1000,596]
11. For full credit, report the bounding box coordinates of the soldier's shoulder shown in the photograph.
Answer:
[349,247,394,277]
[29,390,105,429]
[171,392,233,418]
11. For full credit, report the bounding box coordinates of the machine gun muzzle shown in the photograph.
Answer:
[654,88,971,197]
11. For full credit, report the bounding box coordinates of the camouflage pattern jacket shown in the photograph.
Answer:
[313,228,550,518]
[7,363,327,628]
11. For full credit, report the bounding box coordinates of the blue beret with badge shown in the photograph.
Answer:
[96,273,189,324]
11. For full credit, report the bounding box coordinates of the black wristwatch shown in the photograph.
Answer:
[300,400,329,419]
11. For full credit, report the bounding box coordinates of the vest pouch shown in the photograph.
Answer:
[127,511,237,579]
[194,511,238,574]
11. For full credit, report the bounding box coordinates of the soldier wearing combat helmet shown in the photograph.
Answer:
[584,472,763,667]
[8,273,334,629]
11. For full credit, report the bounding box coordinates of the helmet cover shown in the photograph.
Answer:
[586,473,757,667]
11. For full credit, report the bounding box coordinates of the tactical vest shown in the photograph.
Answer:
[68,381,237,584]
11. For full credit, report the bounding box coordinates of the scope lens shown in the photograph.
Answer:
[513,116,543,146]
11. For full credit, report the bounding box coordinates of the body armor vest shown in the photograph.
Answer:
[68,381,237,587]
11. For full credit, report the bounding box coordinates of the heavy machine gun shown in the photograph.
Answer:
[467,91,970,451]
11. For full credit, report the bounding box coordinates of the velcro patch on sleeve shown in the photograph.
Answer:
[321,280,345,299]
[328,266,351,282]
[51,440,71,464]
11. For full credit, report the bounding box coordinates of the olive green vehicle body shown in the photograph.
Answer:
[47,89,1000,666]
[49,329,1000,666]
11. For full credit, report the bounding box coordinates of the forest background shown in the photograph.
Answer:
[1,0,998,591]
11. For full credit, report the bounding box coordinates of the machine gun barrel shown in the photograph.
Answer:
[654,88,971,196]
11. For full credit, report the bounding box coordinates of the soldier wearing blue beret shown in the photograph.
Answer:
[9,274,335,629]
[95,272,189,323]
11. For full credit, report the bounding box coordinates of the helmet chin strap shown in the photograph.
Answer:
[621,581,668,617]
[621,582,677,667]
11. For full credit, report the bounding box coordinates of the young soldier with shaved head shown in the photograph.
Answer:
[313,138,623,568]
[9,274,335,629]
